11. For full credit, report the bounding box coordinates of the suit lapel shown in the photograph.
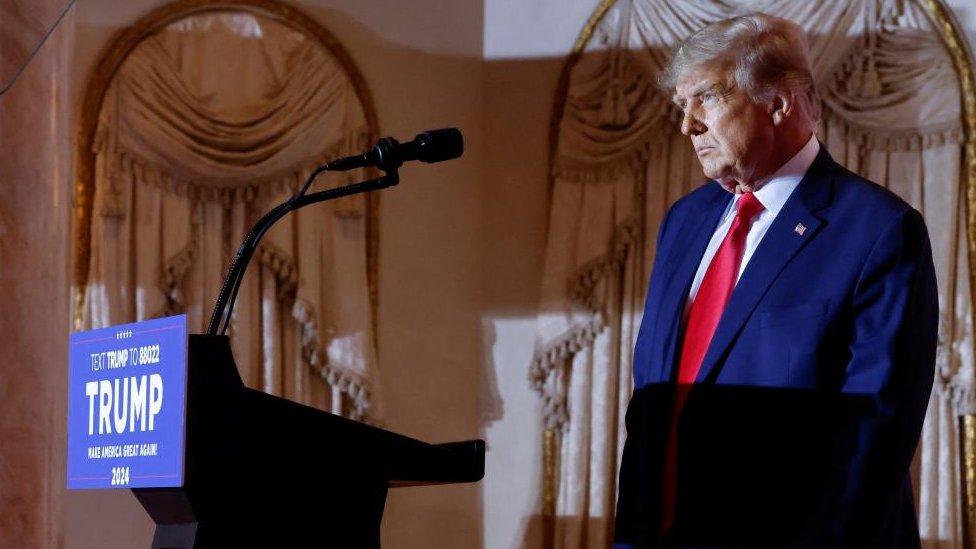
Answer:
[694,146,836,383]
[654,185,731,384]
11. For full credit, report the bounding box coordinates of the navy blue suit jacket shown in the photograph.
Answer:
[614,147,938,548]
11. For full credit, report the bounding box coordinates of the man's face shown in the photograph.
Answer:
[673,64,775,189]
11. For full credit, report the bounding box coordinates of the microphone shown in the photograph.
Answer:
[325,128,463,172]
[207,127,463,335]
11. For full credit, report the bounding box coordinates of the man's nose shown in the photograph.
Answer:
[680,109,705,136]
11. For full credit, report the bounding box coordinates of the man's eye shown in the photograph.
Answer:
[702,93,717,104]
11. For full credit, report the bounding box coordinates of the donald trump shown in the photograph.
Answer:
[614,13,938,548]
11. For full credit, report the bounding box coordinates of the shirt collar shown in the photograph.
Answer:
[737,133,820,217]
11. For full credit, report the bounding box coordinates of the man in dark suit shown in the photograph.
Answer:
[613,13,938,548]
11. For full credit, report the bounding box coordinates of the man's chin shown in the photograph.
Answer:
[700,165,733,184]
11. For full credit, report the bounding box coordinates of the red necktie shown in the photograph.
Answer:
[660,191,764,535]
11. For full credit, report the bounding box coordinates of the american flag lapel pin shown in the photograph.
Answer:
[794,222,807,236]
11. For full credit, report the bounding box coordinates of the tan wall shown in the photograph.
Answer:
[0,2,73,547]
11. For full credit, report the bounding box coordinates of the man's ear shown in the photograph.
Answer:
[770,90,794,126]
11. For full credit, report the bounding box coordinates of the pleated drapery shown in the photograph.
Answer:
[532,1,971,546]
[81,11,379,419]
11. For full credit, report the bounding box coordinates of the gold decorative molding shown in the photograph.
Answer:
[542,427,558,515]
[542,427,558,546]
[917,2,976,546]
[572,0,617,53]
[72,0,381,340]
[545,0,617,205]
[962,415,976,547]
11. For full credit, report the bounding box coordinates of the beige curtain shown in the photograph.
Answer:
[82,12,378,419]
[532,1,970,546]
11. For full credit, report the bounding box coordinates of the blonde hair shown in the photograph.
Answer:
[660,13,821,130]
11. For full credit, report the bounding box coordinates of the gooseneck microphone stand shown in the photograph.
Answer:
[133,130,479,548]
[206,137,403,337]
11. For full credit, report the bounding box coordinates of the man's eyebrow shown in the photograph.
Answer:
[673,82,727,106]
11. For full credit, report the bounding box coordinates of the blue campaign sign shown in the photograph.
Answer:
[67,315,188,489]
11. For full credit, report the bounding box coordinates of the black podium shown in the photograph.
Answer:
[133,335,485,548]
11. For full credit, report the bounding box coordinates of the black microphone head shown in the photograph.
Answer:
[414,128,463,163]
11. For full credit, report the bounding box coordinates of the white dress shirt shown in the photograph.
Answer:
[687,134,820,304]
